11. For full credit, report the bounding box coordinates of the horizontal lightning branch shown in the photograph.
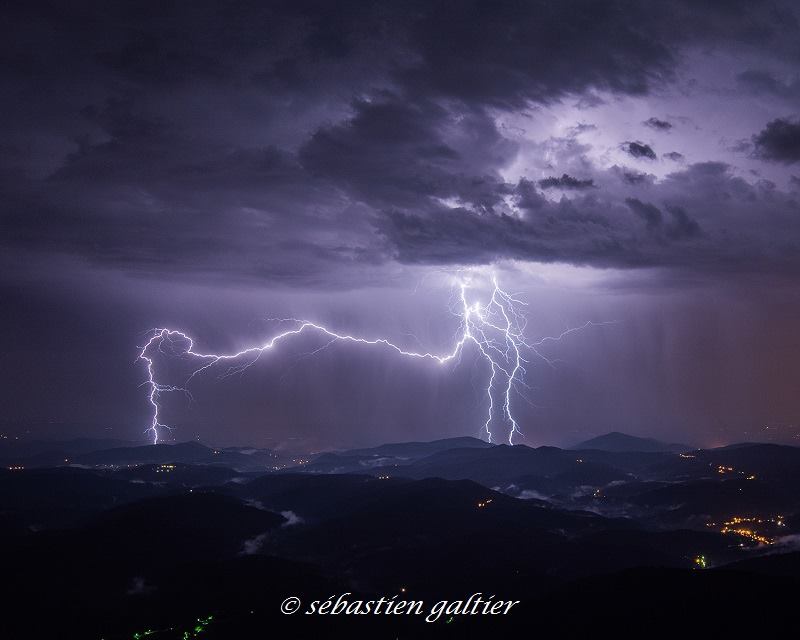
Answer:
[138,278,609,445]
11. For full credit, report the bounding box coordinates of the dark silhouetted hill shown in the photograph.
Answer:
[572,431,690,453]
[302,436,493,474]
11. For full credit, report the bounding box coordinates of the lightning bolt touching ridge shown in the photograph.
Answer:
[138,276,609,445]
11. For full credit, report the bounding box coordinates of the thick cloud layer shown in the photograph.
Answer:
[2,0,800,284]
[754,118,800,163]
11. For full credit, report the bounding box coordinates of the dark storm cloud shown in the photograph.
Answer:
[663,151,685,162]
[299,96,515,214]
[1,96,376,282]
[664,204,702,240]
[515,178,547,211]
[753,117,800,163]
[2,0,680,283]
[616,169,655,185]
[394,1,677,107]
[626,198,663,230]
[625,199,701,239]
[737,70,800,99]
[538,174,595,190]
[623,141,658,160]
[644,117,673,131]
[378,162,793,273]
[1,0,800,286]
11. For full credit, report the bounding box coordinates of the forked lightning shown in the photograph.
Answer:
[138,277,605,444]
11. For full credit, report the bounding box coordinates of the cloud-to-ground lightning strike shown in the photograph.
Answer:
[138,277,606,445]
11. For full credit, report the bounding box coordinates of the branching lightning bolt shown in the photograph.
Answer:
[138,276,609,445]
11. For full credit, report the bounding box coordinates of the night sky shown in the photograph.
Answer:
[3,1,800,449]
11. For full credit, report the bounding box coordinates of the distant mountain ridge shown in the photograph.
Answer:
[76,441,212,465]
[572,432,691,453]
[300,436,493,474]
[344,436,492,459]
